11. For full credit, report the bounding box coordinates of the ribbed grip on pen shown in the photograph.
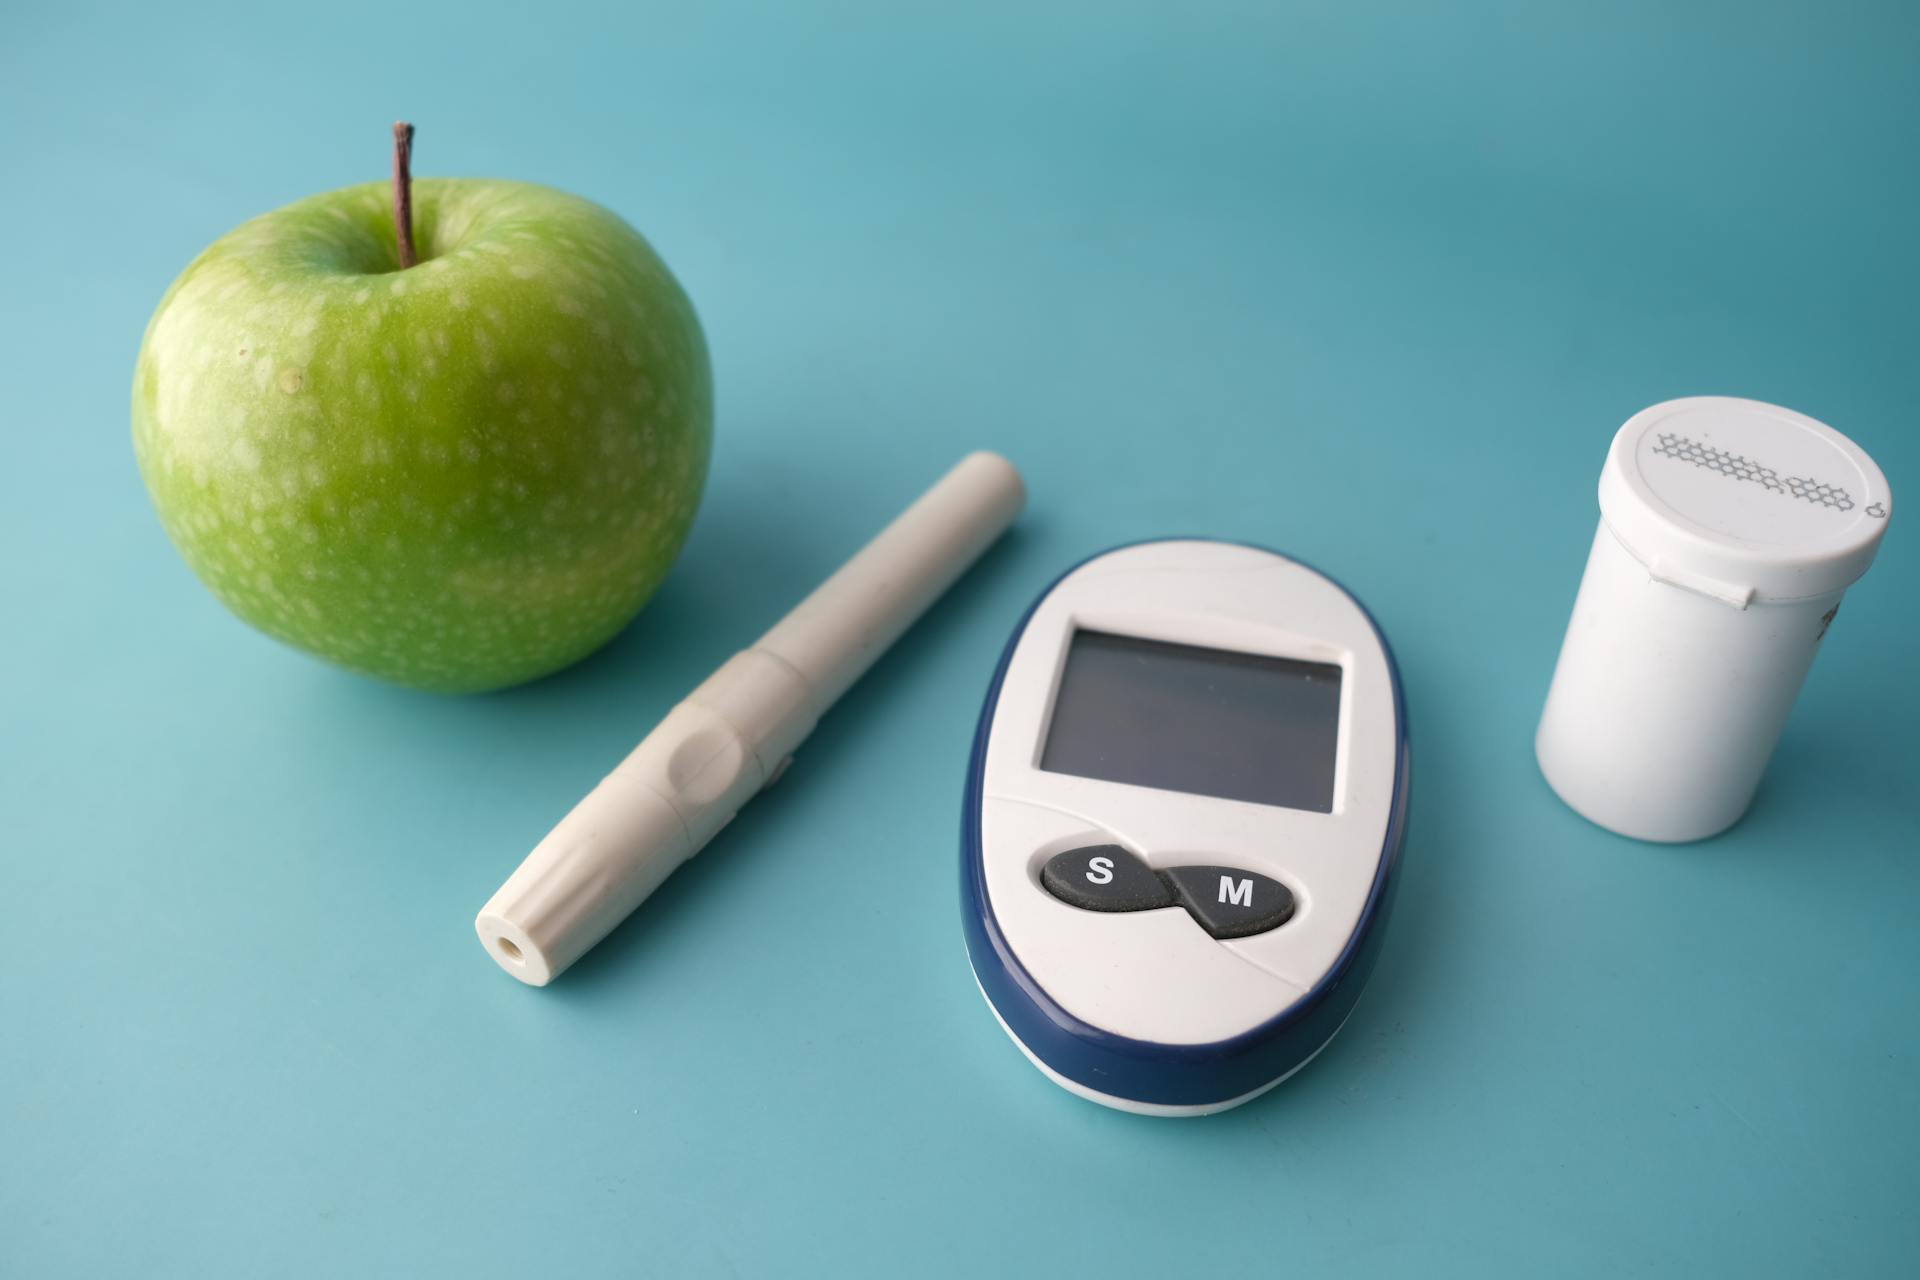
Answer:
[475,774,690,985]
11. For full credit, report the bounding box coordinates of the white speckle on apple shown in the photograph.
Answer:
[391,276,410,296]
[231,439,262,472]
[509,263,537,280]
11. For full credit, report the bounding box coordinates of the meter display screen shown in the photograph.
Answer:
[1039,630,1342,812]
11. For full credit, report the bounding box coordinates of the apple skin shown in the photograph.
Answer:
[132,178,711,693]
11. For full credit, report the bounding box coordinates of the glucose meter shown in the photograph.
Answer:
[961,540,1409,1115]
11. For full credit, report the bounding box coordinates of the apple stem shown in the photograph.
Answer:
[392,121,418,269]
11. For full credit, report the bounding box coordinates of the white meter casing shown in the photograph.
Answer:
[961,540,1410,1116]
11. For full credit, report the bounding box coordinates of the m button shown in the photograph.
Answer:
[1162,866,1296,939]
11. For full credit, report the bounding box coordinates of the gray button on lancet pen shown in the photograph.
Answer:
[476,452,1027,985]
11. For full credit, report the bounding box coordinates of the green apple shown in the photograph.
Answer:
[132,169,711,692]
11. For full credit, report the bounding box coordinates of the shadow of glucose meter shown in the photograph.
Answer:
[962,540,1409,1115]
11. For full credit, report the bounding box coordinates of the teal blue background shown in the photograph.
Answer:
[3,1,1916,1274]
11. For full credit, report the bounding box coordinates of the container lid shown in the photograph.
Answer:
[1599,397,1892,606]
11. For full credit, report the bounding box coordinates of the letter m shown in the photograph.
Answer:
[1218,876,1253,907]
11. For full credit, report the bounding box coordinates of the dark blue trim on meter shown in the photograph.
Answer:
[960,540,1411,1108]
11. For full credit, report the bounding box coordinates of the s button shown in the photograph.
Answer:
[1040,844,1174,913]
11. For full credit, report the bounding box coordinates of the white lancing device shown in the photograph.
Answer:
[477,452,1026,985]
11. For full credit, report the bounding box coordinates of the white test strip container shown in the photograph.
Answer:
[1537,397,1892,843]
